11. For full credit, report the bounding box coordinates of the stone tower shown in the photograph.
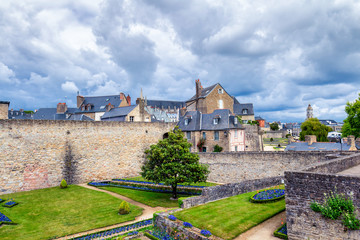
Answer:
[306,104,313,120]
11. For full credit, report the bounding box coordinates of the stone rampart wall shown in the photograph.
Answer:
[285,153,360,240]
[182,176,283,209]
[199,151,337,183]
[0,119,175,194]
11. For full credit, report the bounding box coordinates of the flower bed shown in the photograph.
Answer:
[0,212,15,225]
[201,229,212,237]
[3,201,18,208]
[250,189,285,203]
[144,227,176,240]
[274,223,287,239]
[88,181,202,195]
[71,219,152,240]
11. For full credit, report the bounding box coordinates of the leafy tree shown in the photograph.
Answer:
[300,118,332,142]
[342,94,360,138]
[141,126,209,199]
[270,122,279,131]
[213,144,223,152]
[60,179,67,189]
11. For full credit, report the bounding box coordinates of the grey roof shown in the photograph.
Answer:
[76,95,122,113]
[178,109,243,131]
[233,103,254,115]
[319,119,338,125]
[68,114,94,121]
[101,105,136,119]
[8,110,34,120]
[285,142,351,151]
[146,100,185,109]
[33,108,77,120]
[255,116,264,120]
[186,83,218,102]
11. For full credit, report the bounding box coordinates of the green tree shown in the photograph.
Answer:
[300,118,332,142]
[342,94,360,138]
[270,122,279,131]
[141,126,209,199]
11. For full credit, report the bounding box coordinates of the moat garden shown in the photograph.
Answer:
[0,176,287,240]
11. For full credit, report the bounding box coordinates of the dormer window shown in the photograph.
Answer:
[242,109,248,114]
[213,115,221,125]
[234,117,238,125]
[184,119,189,125]
[218,88,223,94]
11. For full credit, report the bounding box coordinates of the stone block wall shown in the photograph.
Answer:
[0,119,175,194]
[0,102,9,119]
[182,176,283,209]
[285,153,360,240]
[199,151,335,183]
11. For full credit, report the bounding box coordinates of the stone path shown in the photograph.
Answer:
[234,211,286,240]
[55,184,170,240]
[338,164,360,176]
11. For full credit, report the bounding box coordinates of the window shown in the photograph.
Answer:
[218,99,223,109]
[218,88,223,94]
[184,119,189,125]
[130,116,134,122]
[242,109,248,114]
[235,130,238,138]
[187,132,191,140]
[202,147,207,152]
[234,117,238,125]
[214,131,219,140]
[235,146,238,152]
[213,118,219,124]
[203,132,206,140]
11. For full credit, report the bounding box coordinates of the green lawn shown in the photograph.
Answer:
[99,186,188,208]
[0,185,143,240]
[121,176,218,187]
[173,188,285,240]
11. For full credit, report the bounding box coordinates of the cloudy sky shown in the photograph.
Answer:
[1,0,360,122]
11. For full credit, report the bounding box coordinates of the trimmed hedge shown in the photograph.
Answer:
[274,223,287,239]
[144,232,160,240]
[3,201,18,208]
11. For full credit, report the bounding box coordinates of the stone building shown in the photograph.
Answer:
[178,109,249,152]
[145,99,185,122]
[185,79,255,122]
[0,101,10,119]
[75,92,131,121]
[306,104,313,120]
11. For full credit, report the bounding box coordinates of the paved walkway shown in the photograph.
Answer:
[234,211,286,240]
[338,164,360,176]
[55,184,170,240]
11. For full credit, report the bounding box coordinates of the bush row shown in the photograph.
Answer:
[112,179,206,189]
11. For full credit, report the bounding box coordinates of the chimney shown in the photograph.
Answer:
[20,109,24,112]
[57,103,67,114]
[105,103,114,112]
[195,79,202,99]
[180,107,187,117]
[120,92,126,100]
[305,135,316,145]
[0,101,10,119]
[348,135,357,151]
[77,95,84,108]
[126,94,131,106]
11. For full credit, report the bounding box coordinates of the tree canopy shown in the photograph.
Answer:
[299,118,332,142]
[342,94,360,138]
[141,126,209,199]
[270,122,279,131]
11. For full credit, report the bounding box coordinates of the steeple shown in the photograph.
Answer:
[306,104,313,120]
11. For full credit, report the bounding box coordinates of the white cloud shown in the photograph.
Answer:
[61,81,79,93]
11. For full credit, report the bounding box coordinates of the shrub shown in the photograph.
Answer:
[213,144,223,152]
[60,179,68,189]
[310,201,321,212]
[270,137,274,142]
[200,229,211,237]
[183,222,192,228]
[168,215,176,221]
[119,201,130,215]
[343,212,360,230]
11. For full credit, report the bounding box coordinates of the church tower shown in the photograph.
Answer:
[306,104,313,120]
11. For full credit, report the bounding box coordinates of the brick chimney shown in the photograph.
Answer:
[77,95,84,108]
[105,103,114,112]
[126,94,131,106]
[305,135,316,145]
[57,103,67,114]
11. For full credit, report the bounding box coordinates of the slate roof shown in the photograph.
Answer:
[8,110,34,120]
[68,114,94,121]
[178,109,243,131]
[319,119,338,125]
[101,105,137,119]
[233,103,254,115]
[186,84,218,102]
[33,108,77,120]
[76,95,122,113]
[146,100,185,109]
[255,116,264,121]
[285,142,351,151]
[0,101,10,104]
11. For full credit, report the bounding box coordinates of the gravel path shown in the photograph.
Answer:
[234,211,286,240]
[55,184,171,240]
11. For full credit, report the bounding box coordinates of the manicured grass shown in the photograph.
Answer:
[99,186,188,208]
[173,187,286,240]
[0,185,143,240]
[121,176,218,187]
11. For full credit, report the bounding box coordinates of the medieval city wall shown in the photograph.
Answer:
[0,119,175,194]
